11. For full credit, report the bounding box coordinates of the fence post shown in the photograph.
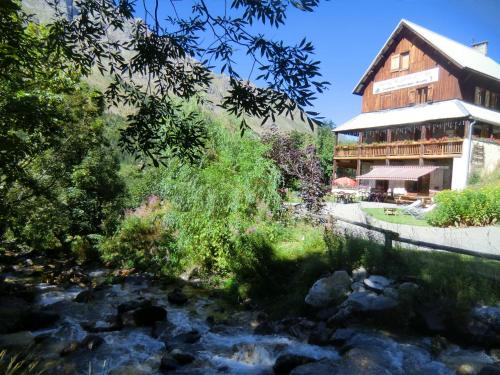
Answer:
[384,230,398,251]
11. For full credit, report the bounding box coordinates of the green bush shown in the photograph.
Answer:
[105,115,282,277]
[99,207,176,273]
[427,186,500,227]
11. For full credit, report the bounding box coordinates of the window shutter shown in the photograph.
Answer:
[408,89,416,104]
[427,86,434,101]
[401,52,410,70]
[390,55,400,71]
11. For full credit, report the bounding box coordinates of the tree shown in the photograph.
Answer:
[315,120,335,183]
[41,0,329,165]
[263,128,324,212]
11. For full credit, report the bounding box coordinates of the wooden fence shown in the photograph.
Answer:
[323,214,500,261]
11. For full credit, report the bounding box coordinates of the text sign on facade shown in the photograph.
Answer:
[373,68,439,94]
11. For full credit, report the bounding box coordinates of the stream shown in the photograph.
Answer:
[1,267,498,374]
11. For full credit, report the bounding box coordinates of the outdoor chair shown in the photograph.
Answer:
[402,199,422,216]
[414,203,437,219]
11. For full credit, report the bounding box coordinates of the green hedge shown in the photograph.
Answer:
[427,186,500,227]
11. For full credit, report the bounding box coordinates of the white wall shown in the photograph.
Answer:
[451,139,469,190]
[472,139,500,176]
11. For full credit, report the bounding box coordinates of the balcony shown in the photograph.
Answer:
[335,139,463,159]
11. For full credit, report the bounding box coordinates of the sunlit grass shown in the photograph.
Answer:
[363,207,430,226]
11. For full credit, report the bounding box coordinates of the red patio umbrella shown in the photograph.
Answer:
[333,177,357,187]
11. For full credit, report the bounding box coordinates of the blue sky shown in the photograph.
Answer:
[145,0,500,126]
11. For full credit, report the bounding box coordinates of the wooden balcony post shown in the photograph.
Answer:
[332,131,338,179]
[356,159,361,177]
[419,125,426,165]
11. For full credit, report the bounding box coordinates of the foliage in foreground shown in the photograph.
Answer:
[427,186,500,227]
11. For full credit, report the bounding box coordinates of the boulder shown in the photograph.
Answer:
[132,305,167,327]
[352,266,367,282]
[0,296,30,333]
[20,310,59,331]
[0,331,34,350]
[398,282,419,293]
[363,275,393,293]
[467,306,500,345]
[117,299,151,314]
[439,348,495,375]
[307,323,334,346]
[160,355,178,372]
[108,365,150,375]
[330,328,356,346]
[290,359,338,375]
[305,271,352,307]
[342,291,398,312]
[173,330,201,344]
[80,335,104,350]
[415,302,448,333]
[254,321,275,335]
[479,365,500,375]
[74,290,93,303]
[60,341,80,356]
[382,287,399,300]
[170,348,195,365]
[273,354,316,375]
[167,288,188,305]
[351,281,365,292]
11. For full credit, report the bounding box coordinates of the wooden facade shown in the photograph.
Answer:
[359,29,500,112]
[333,20,500,191]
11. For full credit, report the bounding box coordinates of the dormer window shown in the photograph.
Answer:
[390,51,410,71]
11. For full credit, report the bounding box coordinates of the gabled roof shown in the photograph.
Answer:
[333,99,500,133]
[353,19,500,95]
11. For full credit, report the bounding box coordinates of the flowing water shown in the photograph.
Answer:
[30,272,339,374]
[2,268,495,375]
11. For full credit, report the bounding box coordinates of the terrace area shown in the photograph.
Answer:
[335,138,463,159]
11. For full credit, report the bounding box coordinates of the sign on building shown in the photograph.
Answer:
[373,68,439,94]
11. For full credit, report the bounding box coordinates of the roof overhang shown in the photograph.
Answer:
[357,166,438,181]
[333,100,500,134]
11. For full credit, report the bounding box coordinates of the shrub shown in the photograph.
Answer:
[99,209,176,273]
[427,186,500,227]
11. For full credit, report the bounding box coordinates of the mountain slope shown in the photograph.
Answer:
[22,0,313,134]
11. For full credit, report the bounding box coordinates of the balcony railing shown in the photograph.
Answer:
[335,139,463,159]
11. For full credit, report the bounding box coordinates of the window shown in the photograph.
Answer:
[416,87,428,104]
[485,90,491,107]
[390,55,400,71]
[390,52,410,71]
[400,52,410,70]
[475,87,485,105]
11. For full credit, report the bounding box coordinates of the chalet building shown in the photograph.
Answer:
[333,19,500,195]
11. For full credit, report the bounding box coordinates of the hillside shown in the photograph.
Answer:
[22,0,313,134]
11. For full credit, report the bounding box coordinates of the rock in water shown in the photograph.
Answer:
[132,305,167,326]
[363,275,393,293]
[167,288,188,305]
[170,348,195,365]
[352,266,367,282]
[467,306,500,345]
[343,291,398,312]
[80,334,104,350]
[290,359,338,375]
[305,271,352,307]
[0,331,34,350]
[74,289,93,303]
[273,354,316,375]
[173,330,201,344]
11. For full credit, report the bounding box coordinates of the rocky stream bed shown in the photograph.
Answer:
[1,255,499,375]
